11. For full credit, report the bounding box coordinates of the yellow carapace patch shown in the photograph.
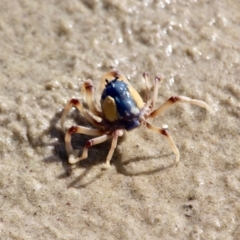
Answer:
[127,85,145,110]
[100,70,130,93]
[101,96,118,122]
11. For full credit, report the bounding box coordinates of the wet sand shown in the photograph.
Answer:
[0,0,240,239]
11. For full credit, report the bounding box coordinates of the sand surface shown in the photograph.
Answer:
[0,0,240,239]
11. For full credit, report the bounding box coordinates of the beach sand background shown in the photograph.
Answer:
[0,0,240,239]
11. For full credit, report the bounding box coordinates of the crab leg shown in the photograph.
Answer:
[145,121,180,164]
[65,125,103,156]
[60,99,101,130]
[105,130,124,168]
[81,80,101,116]
[67,133,112,164]
[148,95,213,119]
[150,76,162,110]
[142,72,151,103]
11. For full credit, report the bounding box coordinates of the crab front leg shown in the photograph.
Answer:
[60,98,100,131]
[65,125,111,165]
[65,125,103,156]
[67,134,112,165]
[65,127,123,168]
[145,121,180,164]
[148,95,213,119]
[65,126,105,165]
[81,80,101,116]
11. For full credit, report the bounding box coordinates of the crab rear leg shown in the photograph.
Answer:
[150,76,162,109]
[105,130,124,168]
[148,95,213,119]
[145,122,180,164]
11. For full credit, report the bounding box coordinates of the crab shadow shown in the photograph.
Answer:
[67,152,176,189]
[114,153,177,177]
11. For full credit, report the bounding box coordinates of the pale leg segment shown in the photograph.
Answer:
[150,76,162,110]
[60,99,100,130]
[148,95,213,119]
[65,126,104,164]
[81,80,101,116]
[105,130,124,168]
[145,121,180,164]
[143,72,151,104]
[67,132,112,164]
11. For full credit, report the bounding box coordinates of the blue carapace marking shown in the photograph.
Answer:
[101,79,141,130]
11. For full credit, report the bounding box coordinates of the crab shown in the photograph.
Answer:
[60,70,212,168]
